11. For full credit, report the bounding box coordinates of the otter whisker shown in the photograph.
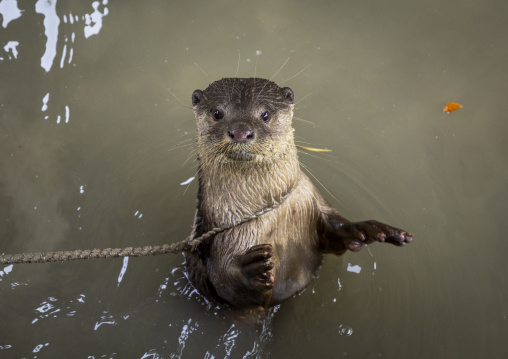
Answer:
[230,52,242,102]
[168,142,196,153]
[235,50,241,77]
[297,149,338,163]
[294,92,312,106]
[165,97,192,110]
[194,62,210,78]
[293,137,315,143]
[299,161,340,204]
[164,87,192,110]
[268,57,290,82]
[182,148,199,167]
[293,116,318,127]
[167,136,198,153]
[280,64,312,85]
[176,137,198,146]
[254,52,260,78]
[255,57,290,102]
[175,131,198,141]
[182,170,199,195]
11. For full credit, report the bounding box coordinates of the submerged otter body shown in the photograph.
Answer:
[184,78,412,310]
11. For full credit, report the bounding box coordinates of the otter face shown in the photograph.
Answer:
[192,78,294,163]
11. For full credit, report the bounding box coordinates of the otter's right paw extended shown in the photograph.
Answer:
[341,220,413,252]
[238,244,274,291]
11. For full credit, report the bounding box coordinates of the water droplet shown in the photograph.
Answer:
[338,324,353,336]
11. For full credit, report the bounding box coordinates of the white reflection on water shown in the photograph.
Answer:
[346,263,362,274]
[30,1,108,125]
[117,256,129,287]
[0,0,22,61]
[35,0,60,72]
[94,310,116,330]
[0,0,22,28]
[41,91,71,124]
[32,297,59,324]
[55,105,70,124]
[180,177,195,186]
[141,349,161,359]
[221,324,239,358]
[32,343,50,353]
[41,93,50,111]
[153,265,278,357]
[84,0,109,39]
[30,294,86,324]
[338,324,354,336]
[0,264,14,280]
[3,41,19,59]
[28,0,109,71]
[172,319,198,358]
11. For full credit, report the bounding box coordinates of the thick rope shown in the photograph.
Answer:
[0,181,298,265]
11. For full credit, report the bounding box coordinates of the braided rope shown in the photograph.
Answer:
[0,181,298,265]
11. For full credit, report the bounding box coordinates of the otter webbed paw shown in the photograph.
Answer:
[341,220,413,252]
[238,244,274,291]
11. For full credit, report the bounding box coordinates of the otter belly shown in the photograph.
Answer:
[207,200,324,308]
[269,238,324,305]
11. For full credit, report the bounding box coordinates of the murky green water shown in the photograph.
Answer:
[1,0,508,358]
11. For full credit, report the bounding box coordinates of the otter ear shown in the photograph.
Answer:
[281,87,294,104]
[192,90,204,106]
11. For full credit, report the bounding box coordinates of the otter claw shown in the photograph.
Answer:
[239,244,272,266]
[239,244,274,292]
[347,241,363,252]
[257,273,275,289]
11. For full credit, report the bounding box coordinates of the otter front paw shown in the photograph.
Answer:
[238,244,274,291]
[341,220,413,252]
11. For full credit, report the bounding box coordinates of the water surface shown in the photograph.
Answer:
[1,0,508,358]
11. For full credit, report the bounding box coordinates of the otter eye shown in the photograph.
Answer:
[211,108,224,121]
[261,110,271,122]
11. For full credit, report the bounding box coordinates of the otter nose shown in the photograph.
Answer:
[228,129,255,143]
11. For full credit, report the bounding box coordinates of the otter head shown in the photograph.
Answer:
[192,78,295,164]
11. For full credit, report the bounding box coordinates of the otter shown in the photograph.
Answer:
[184,78,412,311]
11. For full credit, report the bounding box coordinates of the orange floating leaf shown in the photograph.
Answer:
[443,102,462,114]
